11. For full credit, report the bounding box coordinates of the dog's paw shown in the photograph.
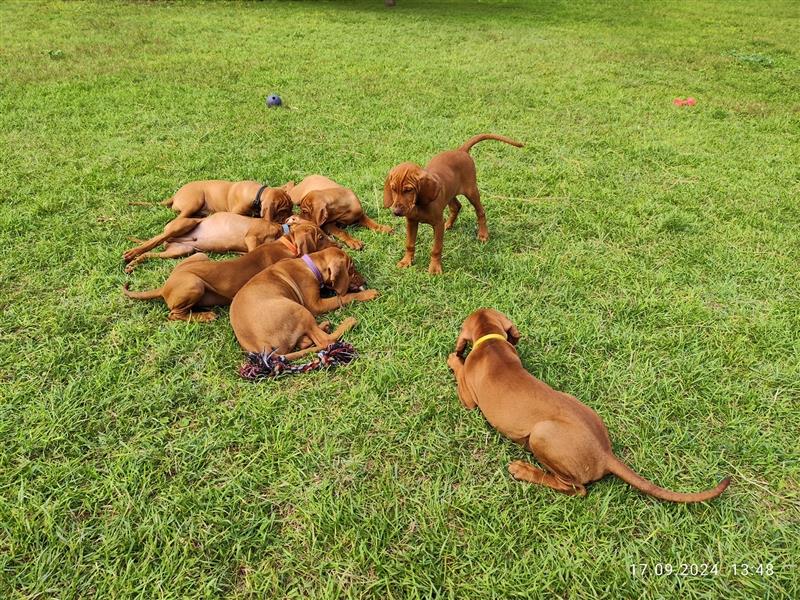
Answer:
[339,316,358,329]
[477,230,489,242]
[428,262,443,275]
[447,353,463,370]
[190,311,217,323]
[397,257,412,269]
[347,240,365,250]
[508,461,531,481]
[357,289,379,301]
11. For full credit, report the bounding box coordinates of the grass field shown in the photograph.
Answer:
[1,0,799,597]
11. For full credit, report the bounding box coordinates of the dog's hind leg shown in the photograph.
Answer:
[164,275,216,323]
[463,185,488,242]
[282,317,358,361]
[124,243,198,273]
[507,461,587,496]
[123,217,203,263]
[444,198,462,230]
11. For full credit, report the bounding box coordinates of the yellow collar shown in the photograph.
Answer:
[471,333,508,352]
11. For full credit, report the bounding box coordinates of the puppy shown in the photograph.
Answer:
[123,213,287,272]
[447,308,730,502]
[157,181,294,220]
[231,247,378,354]
[287,175,391,249]
[123,222,333,321]
[288,175,338,205]
[384,134,523,274]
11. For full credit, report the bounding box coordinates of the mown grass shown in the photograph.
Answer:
[1,0,798,597]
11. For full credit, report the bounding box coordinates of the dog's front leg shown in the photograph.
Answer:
[309,289,379,315]
[397,219,418,268]
[323,223,364,250]
[447,353,477,409]
[428,219,445,275]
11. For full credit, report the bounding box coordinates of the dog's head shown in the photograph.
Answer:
[290,221,336,255]
[320,247,366,295]
[260,183,294,222]
[454,308,521,358]
[383,162,441,218]
[298,192,329,226]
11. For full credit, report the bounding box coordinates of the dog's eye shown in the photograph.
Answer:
[403,188,413,193]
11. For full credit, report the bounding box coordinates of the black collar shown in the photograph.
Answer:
[252,183,268,215]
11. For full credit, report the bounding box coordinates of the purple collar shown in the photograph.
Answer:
[301,254,323,284]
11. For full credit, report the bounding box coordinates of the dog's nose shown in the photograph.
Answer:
[392,207,404,216]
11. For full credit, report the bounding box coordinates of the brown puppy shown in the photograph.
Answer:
[288,175,337,205]
[447,308,730,503]
[123,213,289,272]
[156,181,294,220]
[231,247,378,353]
[122,222,333,321]
[286,175,391,249]
[384,134,523,274]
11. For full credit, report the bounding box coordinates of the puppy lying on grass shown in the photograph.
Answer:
[287,175,392,250]
[231,247,378,355]
[123,212,288,272]
[448,308,730,502]
[123,221,333,322]
[139,180,294,221]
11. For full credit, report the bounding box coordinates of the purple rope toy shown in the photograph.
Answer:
[239,341,357,380]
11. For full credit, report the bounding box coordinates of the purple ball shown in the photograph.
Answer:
[266,94,282,107]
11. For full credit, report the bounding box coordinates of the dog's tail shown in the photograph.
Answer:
[458,133,524,154]
[122,282,162,300]
[128,197,173,207]
[605,454,730,503]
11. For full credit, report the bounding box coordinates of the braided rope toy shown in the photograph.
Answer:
[239,341,357,380]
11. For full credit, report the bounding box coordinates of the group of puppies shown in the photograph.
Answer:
[124,175,385,355]
[122,134,730,502]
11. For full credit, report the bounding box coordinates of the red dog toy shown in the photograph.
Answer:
[673,97,697,107]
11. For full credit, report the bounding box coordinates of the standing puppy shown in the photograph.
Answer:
[447,308,730,502]
[383,134,523,274]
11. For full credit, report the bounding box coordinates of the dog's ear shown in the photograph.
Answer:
[327,254,350,296]
[500,314,521,346]
[312,200,328,226]
[277,193,293,222]
[383,175,394,208]
[260,200,272,220]
[281,181,295,191]
[313,227,329,251]
[293,227,314,255]
[417,172,441,205]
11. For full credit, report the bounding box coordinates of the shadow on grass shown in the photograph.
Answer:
[269,0,586,25]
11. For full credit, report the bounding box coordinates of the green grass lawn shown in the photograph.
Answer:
[1,0,799,597]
